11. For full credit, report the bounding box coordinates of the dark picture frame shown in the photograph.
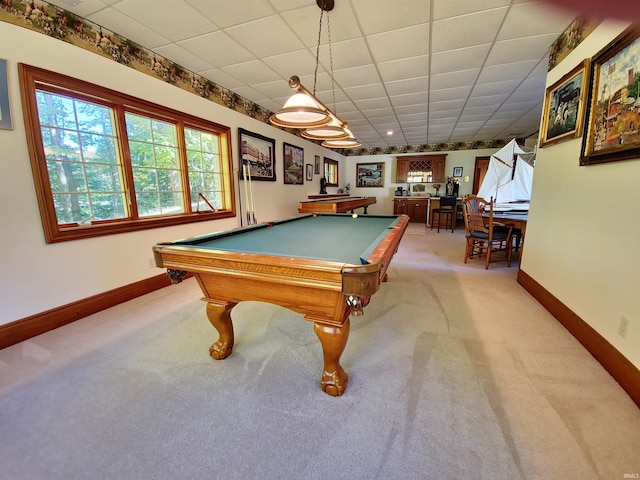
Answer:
[238,128,276,181]
[283,143,304,185]
[314,155,320,174]
[356,162,384,187]
[306,163,313,181]
[0,59,13,130]
[582,28,640,165]
[540,59,589,148]
[453,166,463,177]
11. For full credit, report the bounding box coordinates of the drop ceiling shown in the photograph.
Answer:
[44,0,577,149]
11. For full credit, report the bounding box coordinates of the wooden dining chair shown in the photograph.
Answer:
[462,195,513,269]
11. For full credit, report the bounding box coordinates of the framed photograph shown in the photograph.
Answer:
[539,59,589,148]
[314,155,320,174]
[283,142,304,185]
[453,166,463,177]
[306,163,313,181]
[582,28,640,165]
[0,59,13,130]
[238,128,276,181]
[356,162,384,187]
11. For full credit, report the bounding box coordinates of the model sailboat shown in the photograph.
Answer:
[477,138,535,211]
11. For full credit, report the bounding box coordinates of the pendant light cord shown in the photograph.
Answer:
[312,8,336,113]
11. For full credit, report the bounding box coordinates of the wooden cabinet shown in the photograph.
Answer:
[395,159,409,183]
[394,197,428,223]
[395,154,447,183]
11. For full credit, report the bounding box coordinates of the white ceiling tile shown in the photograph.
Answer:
[225,16,304,58]
[378,55,430,83]
[487,34,561,65]
[433,0,511,20]
[476,61,539,84]
[87,9,172,48]
[385,77,429,96]
[430,86,472,103]
[431,45,492,74]
[186,0,275,28]
[498,2,577,41]
[343,83,388,101]
[179,32,254,68]
[390,92,429,107]
[114,0,217,42]
[332,64,381,89]
[220,60,280,84]
[317,37,374,71]
[395,104,429,115]
[153,44,214,73]
[430,69,479,90]
[279,4,361,47]
[472,80,521,97]
[431,8,508,53]
[367,23,430,63]
[261,49,319,79]
[352,0,430,35]
[354,97,393,110]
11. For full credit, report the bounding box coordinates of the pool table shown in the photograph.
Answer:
[153,213,409,396]
[298,196,377,214]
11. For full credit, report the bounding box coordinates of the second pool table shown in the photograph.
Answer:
[153,213,409,396]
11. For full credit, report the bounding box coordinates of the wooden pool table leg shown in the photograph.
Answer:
[205,300,236,360]
[313,318,350,397]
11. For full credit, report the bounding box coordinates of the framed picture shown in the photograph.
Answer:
[539,59,589,148]
[314,155,320,174]
[453,166,463,177]
[306,163,313,181]
[356,162,384,188]
[238,128,276,181]
[0,59,13,130]
[283,143,304,184]
[582,28,640,165]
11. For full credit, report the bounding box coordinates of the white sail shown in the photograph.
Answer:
[477,138,534,207]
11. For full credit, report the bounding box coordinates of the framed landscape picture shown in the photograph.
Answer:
[283,143,304,184]
[238,128,276,181]
[539,59,589,148]
[582,28,640,165]
[356,162,384,187]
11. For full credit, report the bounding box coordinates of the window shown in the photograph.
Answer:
[19,64,235,242]
[324,158,338,186]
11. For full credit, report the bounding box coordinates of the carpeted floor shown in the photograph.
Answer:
[1,223,639,480]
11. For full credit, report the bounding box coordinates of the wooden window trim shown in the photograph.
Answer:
[18,64,235,243]
[324,158,339,187]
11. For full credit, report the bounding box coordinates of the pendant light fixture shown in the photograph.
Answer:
[269,0,360,148]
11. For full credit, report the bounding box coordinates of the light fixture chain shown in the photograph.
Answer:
[327,11,336,112]
[313,9,325,95]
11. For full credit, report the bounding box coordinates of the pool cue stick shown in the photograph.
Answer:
[242,163,251,225]
[197,192,216,212]
[248,167,256,224]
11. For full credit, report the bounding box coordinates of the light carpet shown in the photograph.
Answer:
[1,223,639,480]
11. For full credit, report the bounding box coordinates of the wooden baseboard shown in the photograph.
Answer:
[517,269,640,409]
[0,274,174,350]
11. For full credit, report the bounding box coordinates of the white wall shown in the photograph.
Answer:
[523,19,640,368]
[0,21,342,325]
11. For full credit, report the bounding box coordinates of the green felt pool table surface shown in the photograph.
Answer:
[172,213,404,265]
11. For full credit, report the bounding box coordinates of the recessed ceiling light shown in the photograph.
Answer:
[387,130,393,136]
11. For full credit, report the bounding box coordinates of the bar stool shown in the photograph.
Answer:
[431,196,456,233]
